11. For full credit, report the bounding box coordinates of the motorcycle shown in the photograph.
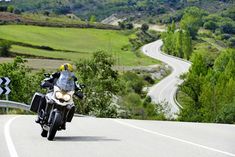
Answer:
[30,71,83,141]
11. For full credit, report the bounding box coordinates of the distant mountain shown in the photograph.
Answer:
[3,0,235,21]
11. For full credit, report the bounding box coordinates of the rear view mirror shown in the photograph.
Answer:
[44,73,50,78]
[41,82,53,88]
[80,84,86,89]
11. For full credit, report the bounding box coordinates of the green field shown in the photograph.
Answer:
[0,25,159,66]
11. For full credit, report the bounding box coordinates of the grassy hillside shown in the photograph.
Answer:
[0,25,128,52]
[0,25,159,66]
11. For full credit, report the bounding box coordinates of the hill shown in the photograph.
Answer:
[2,0,234,23]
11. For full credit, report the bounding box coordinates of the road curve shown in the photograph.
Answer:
[1,115,235,157]
[142,40,191,118]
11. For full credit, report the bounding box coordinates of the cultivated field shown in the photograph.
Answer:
[0,25,159,66]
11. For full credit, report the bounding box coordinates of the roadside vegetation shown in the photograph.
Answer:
[0,54,167,120]
[161,6,235,124]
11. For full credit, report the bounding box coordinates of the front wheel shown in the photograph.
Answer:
[47,112,62,141]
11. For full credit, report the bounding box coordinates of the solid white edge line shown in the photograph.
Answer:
[112,119,235,157]
[4,116,20,157]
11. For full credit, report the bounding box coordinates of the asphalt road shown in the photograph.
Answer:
[1,115,235,157]
[142,40,191,118]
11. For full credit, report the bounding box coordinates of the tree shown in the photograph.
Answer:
[216,98,235,124]
[141,23,149,32]
[13,9,21,14]
[180,7,206,39]
[89,15,96,22]
[43,11,50,16]
[182,29,192,59]
[7,5,14,13]
[171,21,176,32]
[219,20,235,34]
[75,51,120,117]
[0,6,7,12]
[175,29,183,58]
[203,21,217,31]
[162,21,192,59]
[178,49,235,123]
[162,25,175,54]
[125,23,134,29]
[118,21,125,29]
[118,21,133,30]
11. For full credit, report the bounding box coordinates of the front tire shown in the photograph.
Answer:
[47,112,61,141]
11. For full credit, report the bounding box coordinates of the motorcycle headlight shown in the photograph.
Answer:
[63,94,71,101]
[55,91,63,99]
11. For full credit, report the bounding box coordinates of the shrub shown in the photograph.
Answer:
[75,51,120,117]
[203,21,217,31]
[0,41,11,57]
[228,37,235,48]
[216,100,235,124]
[7,6,14,13]
[0,57,44,103]
[141,23,149,32]
[221,34,231,40]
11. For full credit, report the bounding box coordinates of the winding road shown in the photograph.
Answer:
[142,40,191,118]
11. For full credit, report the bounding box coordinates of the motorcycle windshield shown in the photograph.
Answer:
[56,71,75,91]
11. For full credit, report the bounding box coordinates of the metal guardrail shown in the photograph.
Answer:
[0,100,91,117]
[173,89,183,109]
[0,100,30,111]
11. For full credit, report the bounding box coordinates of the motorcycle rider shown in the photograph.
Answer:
[41,63,83,98]
[36,63,83,129]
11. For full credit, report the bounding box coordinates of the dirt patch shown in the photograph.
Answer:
[0,12,25,22]
[0,57,71,71]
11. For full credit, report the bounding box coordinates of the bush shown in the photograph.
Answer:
[43,11,50,16]
[216,100,235,124]
[0,57,44,104]
[141,23,149,32]
[0,41,11,57]
[220,34,231,40]
[75,51,120,117]
[13,9,21,14]
[0,6,7,12]
[203,21,217,31]
[7,6,14,13]
[219,21,235,34]
[228,37,235,48]
[118,21,133,30]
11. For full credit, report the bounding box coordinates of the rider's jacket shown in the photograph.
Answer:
[41,72,83,99]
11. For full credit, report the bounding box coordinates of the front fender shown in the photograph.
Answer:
[48,109,61,125]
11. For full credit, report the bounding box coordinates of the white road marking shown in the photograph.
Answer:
[4,116,19,157]
[113,119,235,157]
[158,78,174,102]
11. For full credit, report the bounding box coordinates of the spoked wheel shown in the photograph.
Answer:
[47,112,62,141]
